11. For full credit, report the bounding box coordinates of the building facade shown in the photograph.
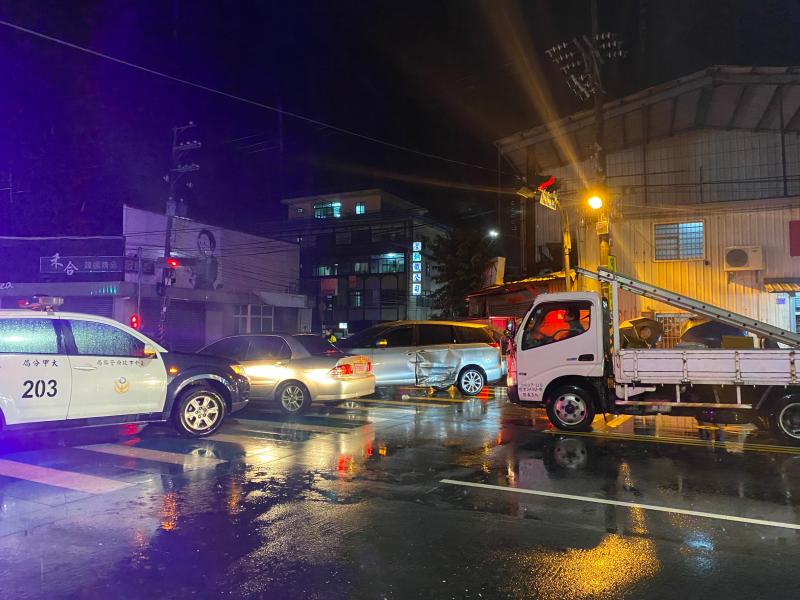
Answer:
[0,206,309,351]
[496,66,800,334]
[268,189,446,334]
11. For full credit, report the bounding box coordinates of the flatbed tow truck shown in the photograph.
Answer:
[507,268,800,443]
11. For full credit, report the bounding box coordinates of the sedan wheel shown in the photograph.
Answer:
[277,382,311,414]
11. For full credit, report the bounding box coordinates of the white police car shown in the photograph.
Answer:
[0,297,249,437]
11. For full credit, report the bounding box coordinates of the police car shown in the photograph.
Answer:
[0,297,249,437]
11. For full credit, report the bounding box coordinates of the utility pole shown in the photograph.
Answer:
[545,0,625,298]
[155,122,201,345]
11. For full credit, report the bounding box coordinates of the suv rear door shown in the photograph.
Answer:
[0,316,72,424]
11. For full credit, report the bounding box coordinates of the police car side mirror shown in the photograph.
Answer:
[143,344,158,358]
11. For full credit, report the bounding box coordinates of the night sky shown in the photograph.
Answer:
[1,0,799,237]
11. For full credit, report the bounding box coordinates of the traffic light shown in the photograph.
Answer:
[130,314,141,330]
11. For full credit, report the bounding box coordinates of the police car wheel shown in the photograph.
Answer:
[174,386,226,437]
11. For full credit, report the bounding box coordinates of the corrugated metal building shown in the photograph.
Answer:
[496,66,800,333]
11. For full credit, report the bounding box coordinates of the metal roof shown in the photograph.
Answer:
[467,271,569,299]
[497,66,800,173]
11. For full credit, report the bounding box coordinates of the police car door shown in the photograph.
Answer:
[0,315,71,424]
[63,317,168,419]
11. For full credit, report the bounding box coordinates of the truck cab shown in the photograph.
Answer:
[508,269,800,444]
[509,292,608,429]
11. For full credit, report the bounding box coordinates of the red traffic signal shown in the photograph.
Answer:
[130,314,141,330]
[166,257,180,269]
[537,175,556,191]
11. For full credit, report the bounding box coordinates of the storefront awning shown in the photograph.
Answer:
[764,278,800,293]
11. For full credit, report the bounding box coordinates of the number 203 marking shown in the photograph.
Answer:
[22,379,58,399]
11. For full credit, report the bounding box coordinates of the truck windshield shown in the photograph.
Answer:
[521,301,592,350]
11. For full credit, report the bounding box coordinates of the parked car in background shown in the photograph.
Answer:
[336,321,503,395]
[200,333,374,414]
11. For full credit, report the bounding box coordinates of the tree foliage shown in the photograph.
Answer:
[429,228,495,318]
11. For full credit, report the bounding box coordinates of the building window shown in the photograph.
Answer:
[336,231,352,245]
[353,261,369,273]
[314,201,342,219]
[370,253,405,273]
[349,290,363,307]
[355,202,366,215]
[234,304,274,334]
[313,264,336,277]
[296,207,304,214]
[654,221,704,261]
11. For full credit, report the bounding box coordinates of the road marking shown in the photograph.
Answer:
[542,429,800,455]
[80,444,226,469]
[233,418,367,434]
[0,458,131,494]
[603,415,632,429]
[440,479,800,530]
[342,397,463,409]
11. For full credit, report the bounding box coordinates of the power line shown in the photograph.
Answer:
[0,18,507,176]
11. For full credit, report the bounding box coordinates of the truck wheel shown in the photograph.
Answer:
[173,386,226,438]
[546,385,596,432]
[276,381,312,415]
[769,396,800,445]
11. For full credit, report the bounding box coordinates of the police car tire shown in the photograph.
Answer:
[173,386,226,438]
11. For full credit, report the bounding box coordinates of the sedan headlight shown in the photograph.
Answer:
[230,364,247,377]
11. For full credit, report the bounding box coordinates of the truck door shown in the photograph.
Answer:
[515,299,602,402]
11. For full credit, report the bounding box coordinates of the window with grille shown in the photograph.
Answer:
[654,221,704,260]
[355,202,366,215]
[234,304,274,334]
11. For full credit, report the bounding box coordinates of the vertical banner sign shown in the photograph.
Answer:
[411,241,422,296]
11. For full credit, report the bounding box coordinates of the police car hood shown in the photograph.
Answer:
[165,350,239,369]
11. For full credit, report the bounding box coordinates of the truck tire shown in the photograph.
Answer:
[546,384,596,432]
[769,395,800,445]
[173,385,226,438]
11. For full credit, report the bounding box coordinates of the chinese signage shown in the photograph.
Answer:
[411,241,423,296]
[539,188,558,211]
[40,254,123,277]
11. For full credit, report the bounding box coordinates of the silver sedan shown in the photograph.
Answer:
[200,333,375,414]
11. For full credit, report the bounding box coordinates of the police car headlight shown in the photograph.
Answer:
[230,364,246,377]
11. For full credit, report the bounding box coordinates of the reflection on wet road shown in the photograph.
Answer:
[1,387,800,599]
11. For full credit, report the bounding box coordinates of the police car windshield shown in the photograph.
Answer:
[292,334,342,356]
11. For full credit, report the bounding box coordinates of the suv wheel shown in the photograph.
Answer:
[173,386,226,437]
[457,367,485,396]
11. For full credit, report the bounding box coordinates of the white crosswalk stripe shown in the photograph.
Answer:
[79,443,226,469]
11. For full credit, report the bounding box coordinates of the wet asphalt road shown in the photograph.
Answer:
[1,387,800,600]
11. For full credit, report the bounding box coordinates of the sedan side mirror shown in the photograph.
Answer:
[376,339,388,347]
[143,343,158,358]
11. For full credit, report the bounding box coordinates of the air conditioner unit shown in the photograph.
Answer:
[724,246,763,271]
